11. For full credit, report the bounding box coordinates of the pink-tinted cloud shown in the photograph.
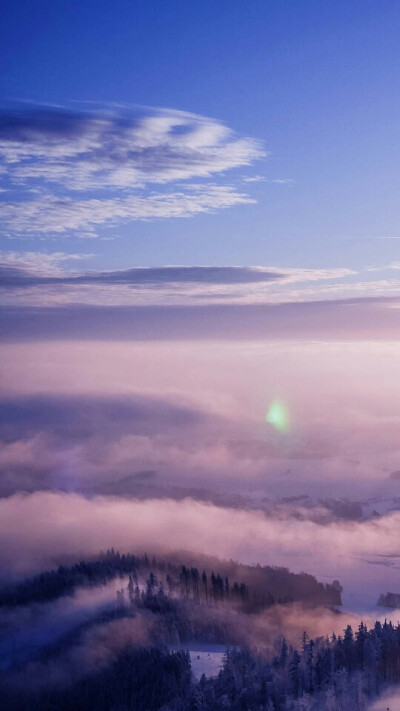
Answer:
[1,340,400,500]
[2,491,400,609]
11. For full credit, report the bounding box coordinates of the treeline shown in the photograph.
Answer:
[112,570,250,624]
[164,552,342,608]
[378,591,400,608]
[0,549,341,610]
[204,619,400,710]
[3,620,400,710]
[193,619,400,711]
[0,551,174,607]
[0,552,249,610]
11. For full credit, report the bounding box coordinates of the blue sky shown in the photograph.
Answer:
[1,0,400,281]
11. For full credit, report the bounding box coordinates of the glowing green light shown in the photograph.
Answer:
[266,400,290,432]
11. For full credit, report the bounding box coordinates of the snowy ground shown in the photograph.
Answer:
[170,643,232,679]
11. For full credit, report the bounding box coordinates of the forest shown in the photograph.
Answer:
[0,549,342,609]
[1,552,398,710]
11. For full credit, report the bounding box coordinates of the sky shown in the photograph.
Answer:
[1,0,400,272]
[2,1,400,612]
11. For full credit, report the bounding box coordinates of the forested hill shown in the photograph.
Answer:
[0,549,342,609]
[4,552,400,711]
[164,551,343,608]
[2,616,400,710]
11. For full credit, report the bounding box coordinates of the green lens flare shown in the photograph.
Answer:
[266,400,290,432]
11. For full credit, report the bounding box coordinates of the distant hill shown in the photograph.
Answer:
[0,549,342,609]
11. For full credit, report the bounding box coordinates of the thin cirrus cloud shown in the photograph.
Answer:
[2,251,397,312]
[0,105,264,237]
[0,186,255,236]
[0,253,354,286]
[367,262,400,272]
[242,176,294,185]
[0,260,286,288]
[0,251,356,306]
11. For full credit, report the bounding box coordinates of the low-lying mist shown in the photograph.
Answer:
[2,491,400,610]
[0,558,391,696]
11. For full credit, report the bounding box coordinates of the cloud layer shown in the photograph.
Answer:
[0,254,358,306]
[2,297,400,341]
[2,491,400,609]
[2,340,400,501]
[1,338,400,611]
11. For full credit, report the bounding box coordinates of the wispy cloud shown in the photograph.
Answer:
[367,262,400,272]
[0,250,92,273]
[243,174,266,183]
[242,176,294,185]
[0,107,264,189]
[0,105,265,238]
[269,178,295,185]
[1,185,255,236]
